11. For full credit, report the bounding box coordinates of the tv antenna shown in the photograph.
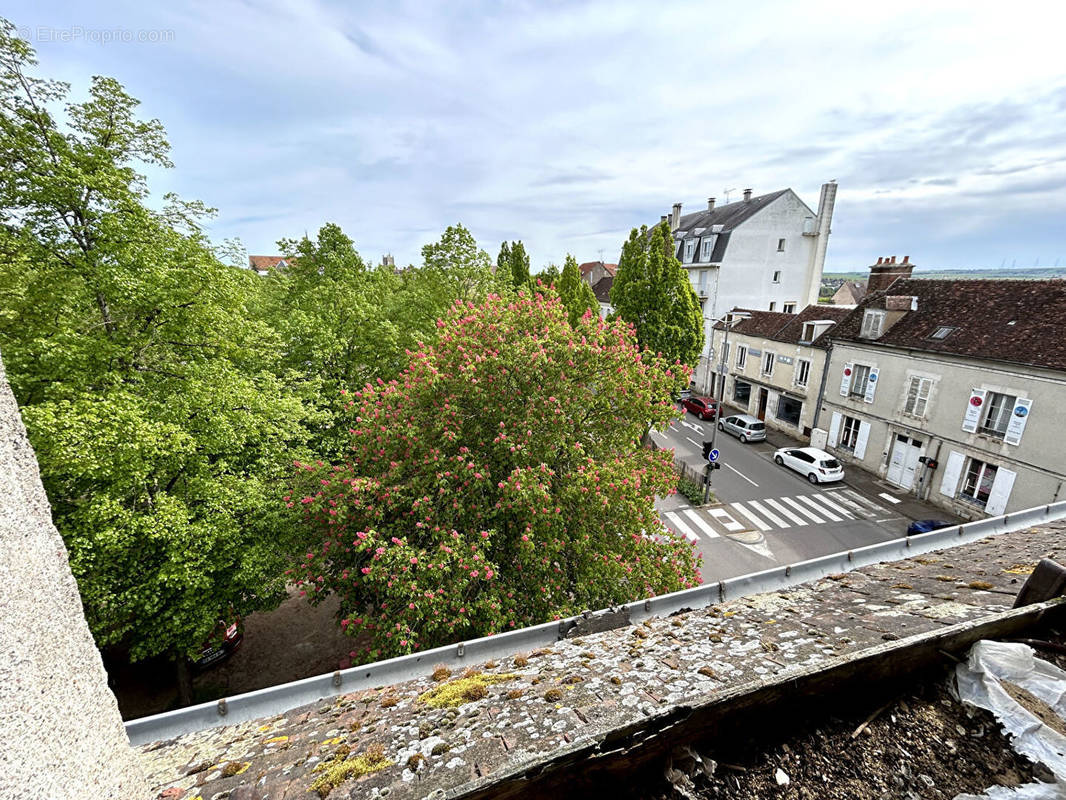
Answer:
[722,188,737,204]
[597,247,605,262]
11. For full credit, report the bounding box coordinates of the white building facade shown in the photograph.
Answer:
[655,183,837,394]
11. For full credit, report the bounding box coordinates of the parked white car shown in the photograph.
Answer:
[773,447,844,484]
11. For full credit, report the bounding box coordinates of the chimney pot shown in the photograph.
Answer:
[903,255,909,264]
[671,202,682,232]
[891,256,897,264]
[743,188,752,202]
[708,197,716,211]
[876,257,883,265]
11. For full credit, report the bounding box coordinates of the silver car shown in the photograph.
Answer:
[717,414,766,443]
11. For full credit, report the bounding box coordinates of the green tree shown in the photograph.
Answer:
[262,223,408,459]
[290,292,700,661]
[557,254,598,326]
[610,221,704,369]
[538,262,561,286]
[0,21,310,699]
[497,239,531,290]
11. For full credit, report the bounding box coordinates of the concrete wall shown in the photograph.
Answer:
[708,328,829,436]
[0,354,149,798]
[820,342,1066,519]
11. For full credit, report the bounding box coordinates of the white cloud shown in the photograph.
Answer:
[9,0,1066,270]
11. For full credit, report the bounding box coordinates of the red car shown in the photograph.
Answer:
[682,396,719,420]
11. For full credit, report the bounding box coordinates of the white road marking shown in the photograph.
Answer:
[682,509,721,540]
[686,437,702,448]
[824,491,875,516]
[781,496,825,523]
[722,462,759,486]
[730,501,771,532]
[708,507,745,532]
[840,489,885,511]
[808,492,856,519]
[878,492,903,504]
[796,494,842,522]
[668,424,678,432]
[681,420,705,435]
[739,540,776,560]
[748,500,788,528]
[764,498,807,526]
[663,512,699,543]
[682,509,724,541]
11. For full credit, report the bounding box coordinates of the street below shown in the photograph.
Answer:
[653,405,942,584]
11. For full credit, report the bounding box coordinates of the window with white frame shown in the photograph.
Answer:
[735,345,747,369]
[684,240,695,262]
[701,239,712,260]
[979,391,1017,438]
[795,359,811,388]
[860,309,886,338]
[783,302,797,313]
[772,270,782,283]
[903,377,933,417]
[838,415,862,450]
[769,301,777,311]
[777,238,786,252]
[960,458,998,506]
[849,364,871,397]
[761,351,775,377]
[697,270,707,294]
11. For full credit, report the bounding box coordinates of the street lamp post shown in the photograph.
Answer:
[702,310,751,503]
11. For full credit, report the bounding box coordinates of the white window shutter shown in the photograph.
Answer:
[839,363,853,396]
[854,421,871,459]
[863,367,879,403]
[962,389,987,433]
[984,467,1017,516]
[939,451,965,497]
[827,412,842,448]
[1003,398,1032,446]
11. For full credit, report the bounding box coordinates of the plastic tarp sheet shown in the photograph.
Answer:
[954,640,1066,799]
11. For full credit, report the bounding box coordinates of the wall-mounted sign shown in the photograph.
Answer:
[776,355,794,365]
[748,349,762,357]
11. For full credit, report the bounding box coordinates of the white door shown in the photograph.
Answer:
[886,435,922,490]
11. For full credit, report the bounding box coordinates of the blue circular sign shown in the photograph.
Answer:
[1014,405,1028,417]
[708,448,720,463]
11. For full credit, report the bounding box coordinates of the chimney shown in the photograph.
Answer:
[671,202,682,232]
[867,255,916,294]
[660,214,668,226]
[708,197,716,211]
[743,188,752,202]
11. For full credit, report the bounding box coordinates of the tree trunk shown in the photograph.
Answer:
[174,655,193,707]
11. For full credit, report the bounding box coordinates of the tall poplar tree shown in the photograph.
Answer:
[610,221,704,369]
[558,254,598,326]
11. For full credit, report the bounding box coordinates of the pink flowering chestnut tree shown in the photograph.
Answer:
[290,289,700,661]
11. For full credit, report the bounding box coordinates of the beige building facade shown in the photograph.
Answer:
[818,276,1066,520]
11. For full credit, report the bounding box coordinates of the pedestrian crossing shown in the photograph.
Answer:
[662,488,894,544]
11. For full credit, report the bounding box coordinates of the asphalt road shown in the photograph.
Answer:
[652,408,918,584]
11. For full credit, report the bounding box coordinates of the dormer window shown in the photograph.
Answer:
[701,239,712,260]
[684,240,695,262]
[860,309,886,338]
[929,325,956,340]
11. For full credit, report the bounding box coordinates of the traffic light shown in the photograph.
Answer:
[701,441,713,459]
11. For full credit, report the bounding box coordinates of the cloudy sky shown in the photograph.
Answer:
[9,0,1066,272]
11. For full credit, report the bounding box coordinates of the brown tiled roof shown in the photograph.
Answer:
[592,275,613,303]
[832,281,866,304]
[248,255,289,271]
[772,305,851,347]
[722,310,794,338]
[578,261,617,277]
[832,278,1066,371]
